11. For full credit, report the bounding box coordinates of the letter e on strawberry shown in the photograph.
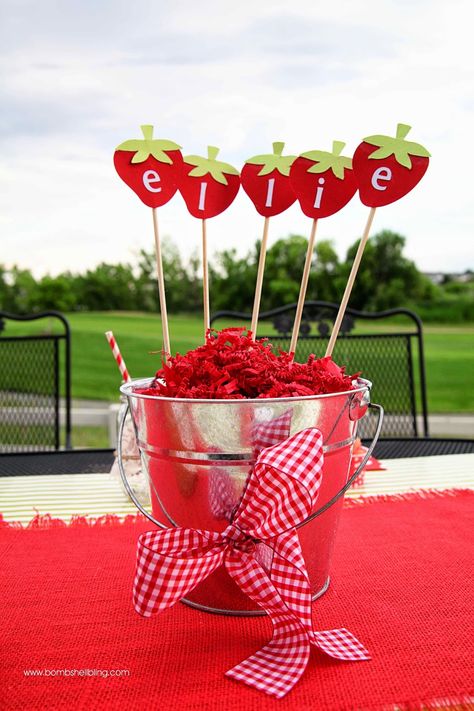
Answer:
[113,125,183,208]
[353,123,430,207]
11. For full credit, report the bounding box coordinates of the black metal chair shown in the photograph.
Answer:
[210,301,429,440]
[0,311,72,452]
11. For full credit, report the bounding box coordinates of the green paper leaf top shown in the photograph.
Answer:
[363,123,431,169]
[116,125,181,164]
[184,146,239,185]
[245,141,296,176]
[302,141,352,180]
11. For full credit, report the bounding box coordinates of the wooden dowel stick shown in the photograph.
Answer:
[250,216,270,340]
[202,218,210,338]
[290,218,318,355]
[325,206,377,357]
[152,208,171,357]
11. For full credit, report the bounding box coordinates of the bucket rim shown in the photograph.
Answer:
[120,376,372,404]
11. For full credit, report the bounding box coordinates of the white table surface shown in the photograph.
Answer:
[1,453,473,525]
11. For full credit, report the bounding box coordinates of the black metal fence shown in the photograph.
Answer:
[211,302,429,439]
[0,311,72,452]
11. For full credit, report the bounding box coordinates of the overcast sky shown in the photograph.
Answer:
[1,0,472,277]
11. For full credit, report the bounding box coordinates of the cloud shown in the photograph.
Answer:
[0,0,473,276]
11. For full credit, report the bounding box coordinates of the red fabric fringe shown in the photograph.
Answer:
[343,487,474,507]
[377,697,474,710]
[2,489,471,530]
[0,511,146,530]
[1,488,473,710]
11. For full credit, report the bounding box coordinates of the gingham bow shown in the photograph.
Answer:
[134,428,369,698]
[208,408,293,520]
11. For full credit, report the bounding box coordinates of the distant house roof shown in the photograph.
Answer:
[423,270,473,284]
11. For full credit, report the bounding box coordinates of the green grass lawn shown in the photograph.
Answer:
[5,311,474,413]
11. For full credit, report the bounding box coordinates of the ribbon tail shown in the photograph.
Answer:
[225,550,310,698]
[226,621,310,699]
[267,530,371,662]
[312,629,371,661]
[133,528,225,617]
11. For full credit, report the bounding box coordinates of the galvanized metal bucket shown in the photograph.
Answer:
[119,377,383,616]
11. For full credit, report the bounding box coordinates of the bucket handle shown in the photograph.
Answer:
[118,402,384,530]
[117,403,168,529]
[296,402,384,529]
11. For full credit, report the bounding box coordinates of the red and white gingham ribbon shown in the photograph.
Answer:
[208,408,293,521]
[134,428,370,698]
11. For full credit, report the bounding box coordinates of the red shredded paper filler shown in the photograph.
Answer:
[136,328,357,400]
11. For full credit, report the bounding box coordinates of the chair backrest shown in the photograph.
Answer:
[0,311,72,452]
[210,301,429,439]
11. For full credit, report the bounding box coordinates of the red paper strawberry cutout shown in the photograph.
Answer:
[241,142,297,217]
[353,123,430,207]
[179,146,240,219]
[289,141,357,219]
[113,124,183,208]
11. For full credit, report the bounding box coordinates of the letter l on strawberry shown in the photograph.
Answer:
[179,146,240,219]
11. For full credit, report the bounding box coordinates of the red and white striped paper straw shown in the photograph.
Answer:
[105,331,131,383]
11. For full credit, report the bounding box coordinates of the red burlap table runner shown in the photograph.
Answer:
[1,491,473,710]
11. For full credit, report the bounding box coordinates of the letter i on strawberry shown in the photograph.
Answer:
[325,124,430,357]
[241,142,297,339]
[289,141,358,354]
[114,125,184,356]
[179,146,240,337]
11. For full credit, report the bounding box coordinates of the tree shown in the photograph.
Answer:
[75,263,139,311]
[242,236,342,310]
[261,235,306,309]
[136,240,202,313]
[209,235,344,312]
[7,267,38,313]
[310,240,341,303]
[0,229,464,320]
[209,247,256,312]
[33,275,77,312]
[0,266,13,311]
[340,230,434,311]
